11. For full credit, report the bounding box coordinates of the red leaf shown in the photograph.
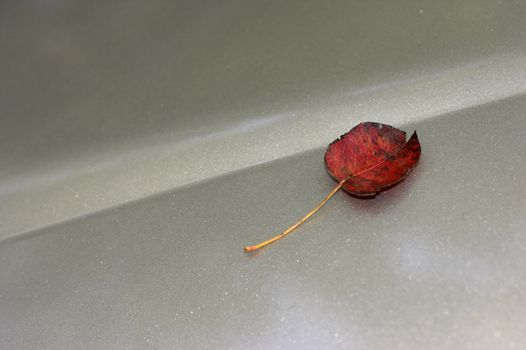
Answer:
[244,122,421,253]
[324,122,421,196]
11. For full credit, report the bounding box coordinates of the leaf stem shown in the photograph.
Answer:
[244,179,346,253]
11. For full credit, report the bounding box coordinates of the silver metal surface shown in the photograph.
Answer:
[1,1,526,349]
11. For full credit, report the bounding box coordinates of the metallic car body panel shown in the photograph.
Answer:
[1,1,525,349]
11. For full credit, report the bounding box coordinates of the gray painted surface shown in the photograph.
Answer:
[1,1,525,349]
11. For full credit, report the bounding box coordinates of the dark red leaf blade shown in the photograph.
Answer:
[324,122,421,196]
